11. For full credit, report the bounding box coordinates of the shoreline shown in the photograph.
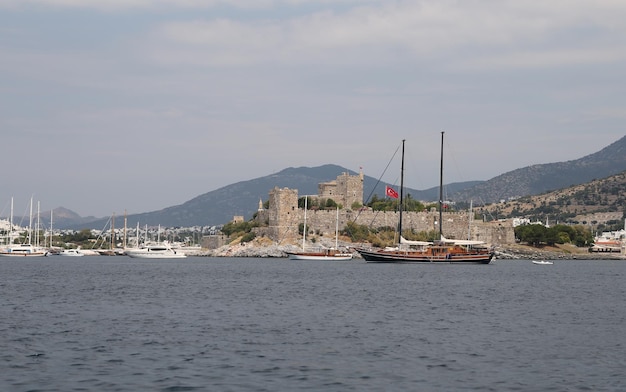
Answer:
[494,243,624,260]
[192,241,624,260]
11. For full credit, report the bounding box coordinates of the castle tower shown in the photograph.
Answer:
[336,172,363,208]
[317,172,363,208]
[268,187,299,240]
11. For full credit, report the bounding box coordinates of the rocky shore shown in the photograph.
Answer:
[192,239,624,260]
[494,243,623,260]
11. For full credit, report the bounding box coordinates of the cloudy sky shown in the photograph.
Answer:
[1,0,625,218]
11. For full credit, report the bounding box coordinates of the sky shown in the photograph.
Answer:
[1,0,625,218]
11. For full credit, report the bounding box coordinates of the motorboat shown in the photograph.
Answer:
[125,242,187,259]
[532,260,553,265]
[58,249,85,257]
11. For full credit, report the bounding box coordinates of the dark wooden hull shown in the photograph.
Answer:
[356,248,494,264]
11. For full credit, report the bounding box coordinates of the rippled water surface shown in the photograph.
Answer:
[1,257,625,391]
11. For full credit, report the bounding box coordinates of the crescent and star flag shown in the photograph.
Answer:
[385,185,399,199]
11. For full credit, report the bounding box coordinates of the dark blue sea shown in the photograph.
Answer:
[1,256,625,391]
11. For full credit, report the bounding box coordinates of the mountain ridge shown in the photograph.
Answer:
[58,165,480,230]
[11,134,625,230]
[453,135,626,203]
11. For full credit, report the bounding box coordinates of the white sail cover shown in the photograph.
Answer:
[400,236,432,246]
[439,235,487,246]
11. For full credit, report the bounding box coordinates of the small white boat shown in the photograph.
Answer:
[287,249,354,261]
[532,260,553,265]
[125,242,187,259]
[58,249,85,257]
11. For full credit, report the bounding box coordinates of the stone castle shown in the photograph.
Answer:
[253,171,515,246]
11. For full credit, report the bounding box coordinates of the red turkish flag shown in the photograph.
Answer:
[385,185,399,199]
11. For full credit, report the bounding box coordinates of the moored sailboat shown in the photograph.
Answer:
[0,197,47,257]
[125,224,187,259]
[356,133,494,264]
[0,243,48,257]
[287,198,353,261]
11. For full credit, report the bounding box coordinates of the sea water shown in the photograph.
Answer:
[1,257,625,391]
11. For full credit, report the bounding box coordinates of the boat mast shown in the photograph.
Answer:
[123,210,127,249]
[49,209,53,248]
[398,139,405,244]
[28,197,33,245]
[439,131,444,241]
[10,197,13,245]
[335,206,339,249]
[468,200,473,240]
[36,201,40,247]
[111,213,115,250]
[302,196,308,251]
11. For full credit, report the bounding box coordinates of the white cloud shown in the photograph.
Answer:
[458,47,626,70]
[130,0,626,71]
[0,0,367,11]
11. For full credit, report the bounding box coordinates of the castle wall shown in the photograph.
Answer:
[301,209,514,245]
[254,172,515,246]
[202,234,228,249]
[261,206,515,245]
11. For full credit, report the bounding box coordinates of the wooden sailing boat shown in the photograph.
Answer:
[356,133,495,264]
[287,196,353,261]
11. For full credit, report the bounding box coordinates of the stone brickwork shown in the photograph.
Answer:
[317,171,363,208]
[295,209,515,246]
[266,187,299,241]
[202,234,228,249]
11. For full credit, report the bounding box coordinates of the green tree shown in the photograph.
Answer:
[221,220,258,237]
[515,224,548,246]
[240,232,256,243]
[343,221,374,242]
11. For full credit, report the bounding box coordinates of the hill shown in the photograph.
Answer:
[62,165,480,230]
[31,134,626,230]
[478,170,626,227]
[453,135,626,204]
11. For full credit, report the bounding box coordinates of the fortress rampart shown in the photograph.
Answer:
[253,172,515,245]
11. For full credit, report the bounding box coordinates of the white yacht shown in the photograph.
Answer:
[125,242,187,259]
[58,249,85,257]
